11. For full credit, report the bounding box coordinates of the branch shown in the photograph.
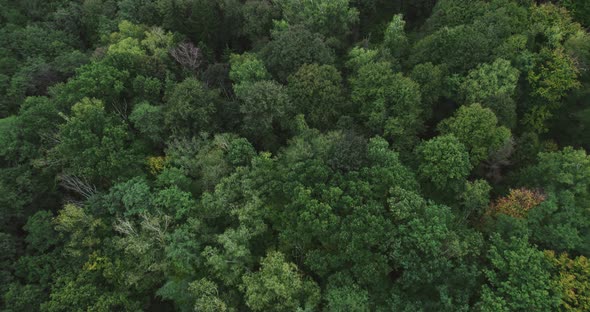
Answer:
[58,174,98,200]
[170,42,202,74]
[114,217,138,236]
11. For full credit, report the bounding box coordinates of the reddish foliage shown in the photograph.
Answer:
[490,188,546,218]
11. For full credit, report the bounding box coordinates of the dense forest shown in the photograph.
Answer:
[1,0,590,311]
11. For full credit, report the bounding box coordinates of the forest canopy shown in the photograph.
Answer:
[1,0,590,311]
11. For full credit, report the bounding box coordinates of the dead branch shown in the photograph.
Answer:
[114,217,138,236]
[170,42,202,73]
[58,174,98,200]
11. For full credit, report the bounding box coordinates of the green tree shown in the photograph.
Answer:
[236,80,291,150]
[483,93,517,129]
[13,96,61,161]
[276,0,358,44]
[50,62,130,111]
[261,25,334,82]
[350,61,423,150]
[102,176,153,217]
[131,75,163,104]
[410,24,493,73]
[129,101,165,143]
[383,14,408,60]
[287,64,345,130]
[345,46,379,73]
[410,62,447,119]
[529,147,590,194]
[118,0,162,25]
[156,0,222,50]
[229,52,271,96]
[51,98,144,185]
[325,284,369,312]
[561,0,590,27]
[165,133,255,193]
[2,283,45,312]
[42,271,141,312]
[524,47,581,133]
[461,179,492,219]
[241,251,321,312]
[459,58,519,104]
[153,186,196,220]
[546,251,590,312]
[188,278,227,312]
[164,78,219,137]
[438,104,511,166]
[477,235,559,311]
[241,0,280,43]
[0,232,17,296]
[387,187,483,310]
[416,134,472,192]
[423,0,489,32]
[23,210,59,254]
[523,147,590,255]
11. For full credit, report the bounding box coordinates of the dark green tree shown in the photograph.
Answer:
[416,134,472,193]
[50,98,145,185]
[287,64,346,130]
[164,78,219,137]
[350,61,423,150]
[261,25,334,82]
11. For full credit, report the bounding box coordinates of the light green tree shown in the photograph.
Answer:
[241,251,321,312]
[416,134,472,192]
[438,104,511,165]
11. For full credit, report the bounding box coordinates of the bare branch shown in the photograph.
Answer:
[58,174,98,200]
[141,213,171,245]
[114,217,138,236]
[170,42,202,73]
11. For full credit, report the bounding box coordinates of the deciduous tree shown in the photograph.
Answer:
[287,64,345,130]
[241,251,321,312]
[416,135,472,192]
[438,104,511,165]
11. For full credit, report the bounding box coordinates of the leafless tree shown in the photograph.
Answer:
[114,213,170,247]
[141,213,171,245]
[59,174,97,200]
[114,217,138,237]
[170,42,202,73]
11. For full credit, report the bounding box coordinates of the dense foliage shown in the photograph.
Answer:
[1,0,590,311]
